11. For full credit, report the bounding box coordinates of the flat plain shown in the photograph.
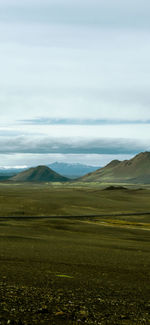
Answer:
[0,184,150,324]
[0,182,150,217]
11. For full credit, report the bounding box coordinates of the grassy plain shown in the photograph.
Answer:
[0,183,150,324]
[0,182,150,216]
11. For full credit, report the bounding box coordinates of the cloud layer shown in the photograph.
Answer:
[0,0,150,166]
[21,118,150,126]
[0,136,149,155]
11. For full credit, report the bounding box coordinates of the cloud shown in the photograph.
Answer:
[0,136,149,155]
[0,0,150,28]
[0,23,150,126]
[0,0,150,169]
[21,117,150,126]
[0,153,135,168]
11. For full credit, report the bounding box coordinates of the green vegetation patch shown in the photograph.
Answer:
[56,274,74,279]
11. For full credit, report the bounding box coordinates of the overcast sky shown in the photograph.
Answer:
[0,0,150,167]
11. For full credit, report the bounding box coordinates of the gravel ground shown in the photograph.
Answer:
[0,282,150,325]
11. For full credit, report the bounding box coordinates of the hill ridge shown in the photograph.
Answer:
[79,151,150,184]
[10,165,69,183]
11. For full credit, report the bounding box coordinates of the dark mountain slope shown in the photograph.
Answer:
[10,166,69,182]
[79,152,150,184]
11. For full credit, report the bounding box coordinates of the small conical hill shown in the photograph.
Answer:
[10,166,68,182]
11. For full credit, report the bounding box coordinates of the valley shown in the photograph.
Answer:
[1,152,150,324]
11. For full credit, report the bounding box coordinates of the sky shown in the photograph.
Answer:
[0,0,150,167]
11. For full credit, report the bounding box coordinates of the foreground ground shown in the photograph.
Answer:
[0,215,150,324]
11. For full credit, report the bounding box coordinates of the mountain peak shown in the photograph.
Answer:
[48,162,99,178]
[10,165,68,182]
[106,160,121,168]
[133,151,150,160]
[79,151,150,184]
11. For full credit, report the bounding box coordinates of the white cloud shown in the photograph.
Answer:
[0,153,134,168]
[0,0,150,165]
[0,25,150,123]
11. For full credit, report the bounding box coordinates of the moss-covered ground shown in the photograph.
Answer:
[0,184,150,324]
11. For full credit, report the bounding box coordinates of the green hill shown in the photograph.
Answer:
[79,152,150,184]
[10,166,69,183]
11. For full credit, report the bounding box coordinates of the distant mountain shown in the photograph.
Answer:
[0,168,27,181]
[0,163,100,181]
[79,152,150,184]
[48,162,99,178]
[10,166,68,182]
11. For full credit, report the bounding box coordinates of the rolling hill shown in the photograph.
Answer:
[10,166,69,183]
[79,152,150,184]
